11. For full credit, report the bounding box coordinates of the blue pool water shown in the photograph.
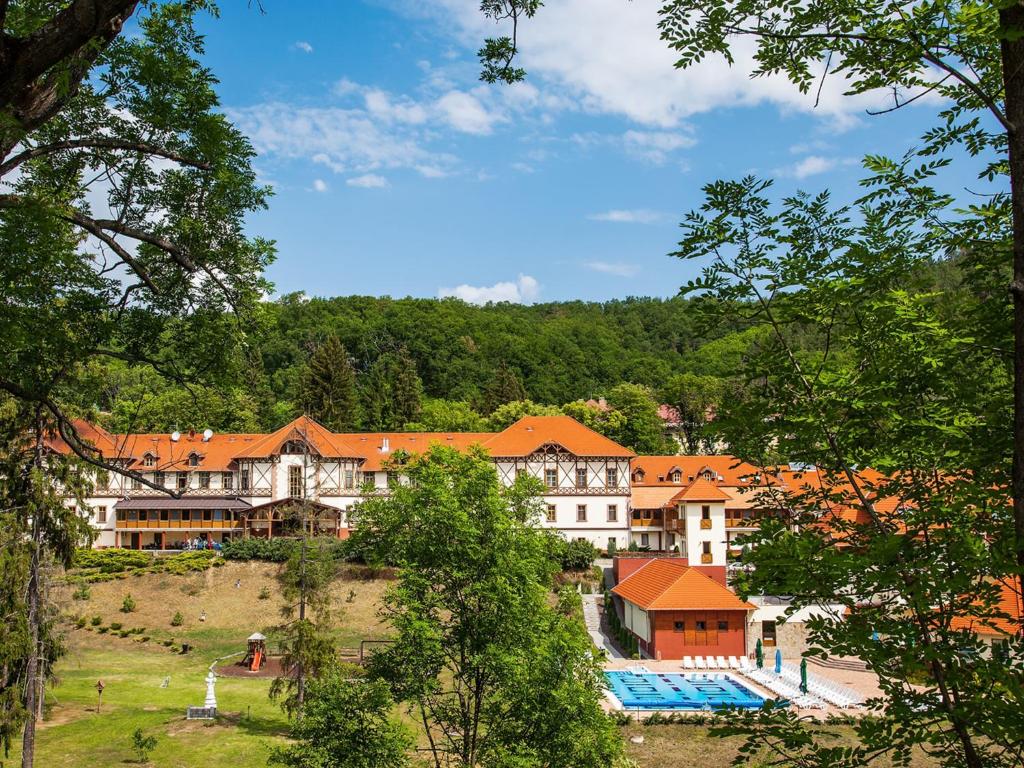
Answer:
[605,671,766,710]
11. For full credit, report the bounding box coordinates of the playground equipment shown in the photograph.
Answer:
[243,632,267,672]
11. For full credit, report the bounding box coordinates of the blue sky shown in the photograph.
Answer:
[191,0,987,303]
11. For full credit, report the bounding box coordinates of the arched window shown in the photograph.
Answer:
[670,470,681,483]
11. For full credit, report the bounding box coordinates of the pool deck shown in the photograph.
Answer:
[602,658,883,720]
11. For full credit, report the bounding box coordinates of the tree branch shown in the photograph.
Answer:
[0,137,211,177]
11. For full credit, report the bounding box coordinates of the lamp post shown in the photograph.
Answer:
[95,680,105,714]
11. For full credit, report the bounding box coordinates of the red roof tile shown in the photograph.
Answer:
[613,560,755,611]
[483,415,634,457]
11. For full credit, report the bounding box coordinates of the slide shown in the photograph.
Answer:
[250,650,262,672]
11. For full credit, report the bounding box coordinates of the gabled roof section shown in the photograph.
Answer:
[44,418,118,457]
[234,416,359,459]
[484,415,634,458]
[613,560,755,611]
[671,476,733,503]
[631,486,682,510]
[631,455,769,487]
[335,432,495,471]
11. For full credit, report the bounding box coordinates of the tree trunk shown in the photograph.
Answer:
[21,427,46,768]
[1001,3,1024,634]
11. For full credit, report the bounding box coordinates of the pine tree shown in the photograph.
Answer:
[360,347,423,431]
[300,336,359,431]
[483,361,527,413]
[389,347,422,428]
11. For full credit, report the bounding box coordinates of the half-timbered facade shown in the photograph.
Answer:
[54,414,634,550]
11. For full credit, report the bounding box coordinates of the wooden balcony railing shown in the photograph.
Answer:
[701,553,713,564]
[699,518,712,529]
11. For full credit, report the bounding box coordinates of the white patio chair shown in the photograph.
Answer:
[728,656,741,670]
[682,656,695,670]
[716,656,729,669]
[695,656,708,669]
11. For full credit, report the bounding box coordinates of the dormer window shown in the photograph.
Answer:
[671,470,682,483]
[143,453,156,467]
[281,440,307,455]
[632,469,645,483]
[188,452,200,467]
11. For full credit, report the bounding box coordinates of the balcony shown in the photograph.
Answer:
[699,518,712,530]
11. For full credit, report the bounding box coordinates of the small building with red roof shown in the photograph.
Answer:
[612,559,755,660]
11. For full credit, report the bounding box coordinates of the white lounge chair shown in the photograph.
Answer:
[695,656,708,670]
[716,656,729,669]
[682,656,695,670]
[728,656,741,670]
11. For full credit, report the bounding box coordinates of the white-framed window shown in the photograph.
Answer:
[576,504,587,522]
[96,506,107,524]
[344,469,354,489]
[575,467,588,488]
[188,452,200,467]
[640,533,649,547]
[198,471,210,489]
[671,470,681,483]
[607,504,618,522]
[606,467,618,487]
[544,468,557,487]
[546,504,556,523]
[177,472,188,490]
[143,453,156,467]
[153,471,165,487]
[222,472,233,490]
[289,465,304,498]
[241,469,250,491]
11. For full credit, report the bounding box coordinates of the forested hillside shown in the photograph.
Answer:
[71,294,762,454]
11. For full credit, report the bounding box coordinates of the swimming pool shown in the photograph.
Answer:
[605,671,766,710]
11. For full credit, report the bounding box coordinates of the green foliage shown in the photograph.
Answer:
[70,549,218,582]
[170,612,183,627]
[558,538,598,571]
[403,398,487,432]
[109,622,122,631]
[269,673,412,768]
[486,399,561,431]
[120,595,136,614]
[299,334,359,430]
[351,445,621,768]
[360,346,423,431]
[258,586,272,601]
[71,583,91,601]
[221,538,296,563]
[481,360,528,413]
[659,372,732,453]
[605,383,674,454]
[131,727,158,764]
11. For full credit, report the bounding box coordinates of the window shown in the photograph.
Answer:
[153,471,165,487]
[671,470,681,483]
[640,533,649,547]
[170,510,181,522]
[213,509,224,521]
[607,537,616,552]
[674,621,684,632]
[198,471,210,489]
[159,510,169,522]
[241,469,250,491]
[143,453,156,467]
[544,468,557,488]
[717,620,728,631]
[702,541,711,555]
[289,465,303,498]
[701,505,711,519]
[222,472,233,490]
[632,469,645,483]
[177,472,188,490]
[130,476,141,490]
[546,504,556,523]
[667,533,676,550]
[188,452,200,467]
[695,620,707,631]
[96,506,107,524]
[344,469,354,489]
[606,467,618,487]
[387,471,399,486]
[181,510,191,522]
[576,504,587,522]
[762,620,777,646]
[606,504,618,522]
[281,440,307,454]
[575,467,588,488]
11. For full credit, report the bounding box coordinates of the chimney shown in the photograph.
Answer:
[381,437,390,453]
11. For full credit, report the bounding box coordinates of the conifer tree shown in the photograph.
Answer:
[360,347,422,431]
[300,336,359,431]
[482,361,528,413]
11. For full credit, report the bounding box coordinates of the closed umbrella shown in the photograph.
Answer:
[774,648,782,674]
[755,639,763,669]
[799,658,808,693]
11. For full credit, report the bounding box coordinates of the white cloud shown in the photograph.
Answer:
[587,208,664,224]
[436,90,499,134]
[777,155,837,179]
[312,178,329,192]
[346,173,389,188]
[438,274,540,304]
[419,0,897,129]
[364,88,428,124]
[294,41,314,53]
[583,261,640,277]
[622,129,697,163]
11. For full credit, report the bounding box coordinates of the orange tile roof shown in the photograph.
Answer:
[631,486,682,509]
[233,416,359,459]
[335,432,494,471]
[482,415,634,458]
[671,476,733,502]
[950,579,1024,637]
[631,455,768,487]
[613,560,755,611]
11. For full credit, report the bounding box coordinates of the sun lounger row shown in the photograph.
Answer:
[776,663,863,708]
[681,655,744,670]
[742,668,826,709]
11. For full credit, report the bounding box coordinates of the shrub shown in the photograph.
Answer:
[97,626,109,634]
[118,630,131,638]
[140,636,150,642]
[75,616,87,629]
[131,728,157,764]
[170,611,183,627]
[560,538,597,571]
[257,586,271,600]
[606,539,617,557]
[90,616,102,626]
[121,594,136,613]
[221,537,296,562]
[109,622,123,631]
[72,583,91,601]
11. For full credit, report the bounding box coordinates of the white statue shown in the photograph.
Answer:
[203,671,217,710]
